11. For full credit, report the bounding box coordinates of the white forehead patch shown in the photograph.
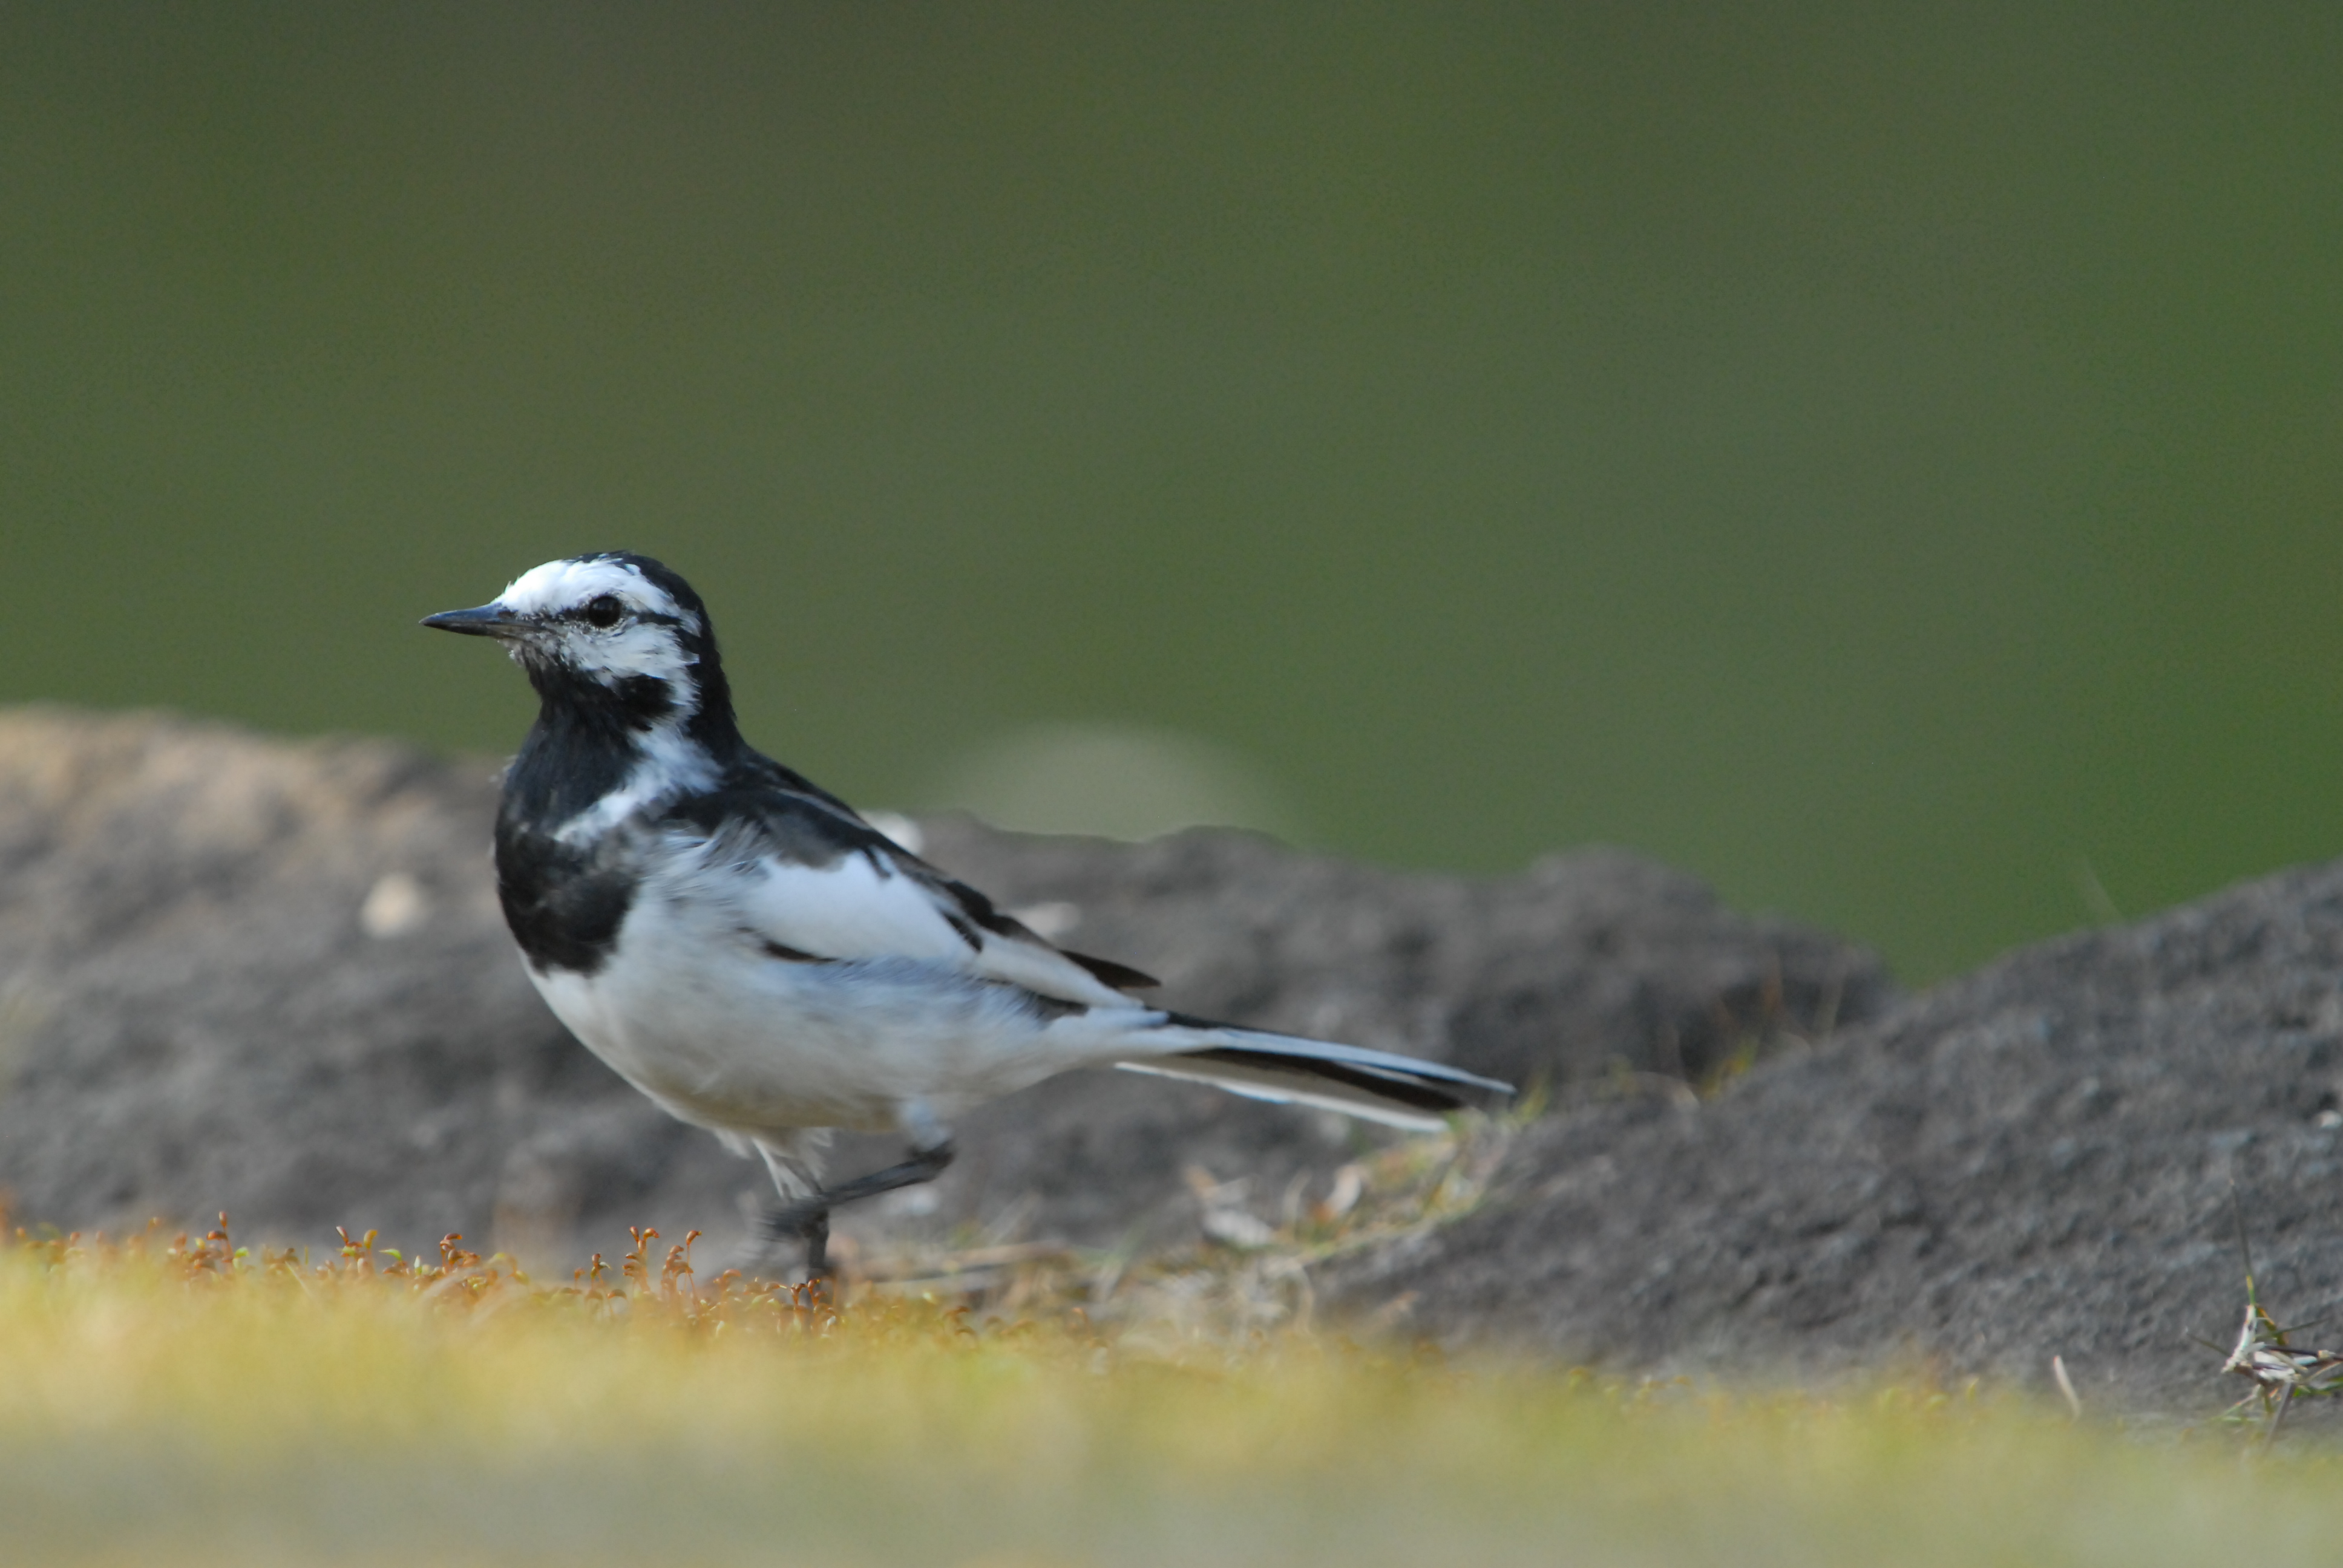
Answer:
[493,556,702,688]
[497,557,688,624]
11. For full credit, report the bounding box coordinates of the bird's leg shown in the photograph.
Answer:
[796,1207,831,1281]
[818,1140,957,1210]
[755,1141,836,1287]
[764,1141,957,1278]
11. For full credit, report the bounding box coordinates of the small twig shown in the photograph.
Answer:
[2265,1385,2293,1450]
[2051,1354,2083,1420]
[851,1241,1072,1284]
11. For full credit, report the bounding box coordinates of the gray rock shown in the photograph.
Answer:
[0,706,1889,1271]
[10,703,2332,1419]
[0,705,659,1256]
[1323,858,2343,1419]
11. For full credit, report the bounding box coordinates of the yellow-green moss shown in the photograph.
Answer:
[0,1218,2332,1566]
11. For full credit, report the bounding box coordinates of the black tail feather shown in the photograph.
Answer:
[1114,1013,1515,1131]
[1173,1047,1472,1116]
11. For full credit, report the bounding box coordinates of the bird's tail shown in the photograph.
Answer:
[1112,1011,1513,1132]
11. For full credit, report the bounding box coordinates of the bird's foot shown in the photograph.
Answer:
[759,1141,956,1296]
[764,1199,833,1289]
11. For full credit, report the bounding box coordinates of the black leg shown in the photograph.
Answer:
[798,1207,831,1279]
[764,1142,957,1281]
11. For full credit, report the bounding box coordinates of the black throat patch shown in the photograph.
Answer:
[493,814,638,976]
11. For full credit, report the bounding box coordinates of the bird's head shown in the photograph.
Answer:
[424,552,734,740]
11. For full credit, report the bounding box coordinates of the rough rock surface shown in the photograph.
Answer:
[1323,858,2343,1419]
[0,707,1887,1270]
[11,704,2339,1419]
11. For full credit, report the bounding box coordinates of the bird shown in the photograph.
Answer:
[423,551,1513,1279]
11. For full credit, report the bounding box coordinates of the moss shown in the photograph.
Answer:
[0,1213,2333,1566]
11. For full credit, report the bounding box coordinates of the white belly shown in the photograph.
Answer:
[525,881,1130,1139]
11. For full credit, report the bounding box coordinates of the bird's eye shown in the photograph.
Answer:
[582,595,625,629]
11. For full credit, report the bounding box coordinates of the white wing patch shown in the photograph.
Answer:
[721,846,1133,1008]
[736,852,974,963]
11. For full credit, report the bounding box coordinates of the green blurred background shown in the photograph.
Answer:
[4,4,2339,982]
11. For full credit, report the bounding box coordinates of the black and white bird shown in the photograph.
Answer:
[424,552,1512,1277]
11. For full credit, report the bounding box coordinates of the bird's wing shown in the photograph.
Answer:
[665,774,1156,1010]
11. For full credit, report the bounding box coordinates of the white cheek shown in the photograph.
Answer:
[551,624,695,685]
[607,626,696,682]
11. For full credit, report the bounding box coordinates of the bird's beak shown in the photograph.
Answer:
[421,603,526,638]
